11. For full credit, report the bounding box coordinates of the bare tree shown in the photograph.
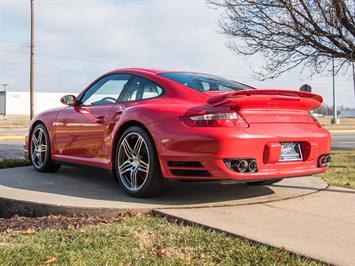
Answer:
[208,0,355,80]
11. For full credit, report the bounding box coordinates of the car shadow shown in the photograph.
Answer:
[0,166,276,206]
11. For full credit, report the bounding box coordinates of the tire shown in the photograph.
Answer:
[29,123,61,172]
[246,178,283,186]
[114,126,170,198]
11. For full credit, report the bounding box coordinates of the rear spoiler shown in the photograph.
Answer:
[207,90,323,105]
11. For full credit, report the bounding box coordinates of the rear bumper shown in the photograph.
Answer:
[151,121,331,181]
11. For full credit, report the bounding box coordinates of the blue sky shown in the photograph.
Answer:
[0,0,354,107]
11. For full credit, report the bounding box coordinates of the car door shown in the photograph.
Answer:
[54,74,131,166]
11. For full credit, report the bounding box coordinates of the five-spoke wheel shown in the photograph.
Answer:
[29,124,60,172]
[31,127,47,168]
[115,126,170,197]
[118,133,150,192]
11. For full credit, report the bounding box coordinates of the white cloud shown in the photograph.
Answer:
[0,0,354,107]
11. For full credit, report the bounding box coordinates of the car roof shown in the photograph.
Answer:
[109,68,170,75]
[107,68,217,76]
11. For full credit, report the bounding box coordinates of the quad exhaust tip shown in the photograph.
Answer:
[237,160,249,173]
[248,160,258,173]
[224,158,258,173]
[318,154,331,167]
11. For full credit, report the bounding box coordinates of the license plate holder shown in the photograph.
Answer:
[280,142,303,161]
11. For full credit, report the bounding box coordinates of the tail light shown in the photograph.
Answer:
[181,111,248,127]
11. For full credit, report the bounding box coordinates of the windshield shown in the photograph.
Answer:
[158,72,254,92]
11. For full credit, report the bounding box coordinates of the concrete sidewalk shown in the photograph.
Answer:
[0,166,326,216]
[158,186,355,266]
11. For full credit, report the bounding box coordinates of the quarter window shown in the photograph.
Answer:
[80,74,131,106]
[119,76,163,102]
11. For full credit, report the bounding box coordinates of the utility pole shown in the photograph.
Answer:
[352,62,355,105]
[331,57,339,124]
[30,0,34,119]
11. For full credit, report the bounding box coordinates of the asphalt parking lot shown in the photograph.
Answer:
[332,132,355,150]
[0,132,354,160]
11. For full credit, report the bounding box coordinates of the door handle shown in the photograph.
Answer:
[95,116,105,124]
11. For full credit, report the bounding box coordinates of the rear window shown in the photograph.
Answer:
[158,72,254,92]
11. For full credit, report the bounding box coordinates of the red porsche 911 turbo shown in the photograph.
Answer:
[24,68,331,197]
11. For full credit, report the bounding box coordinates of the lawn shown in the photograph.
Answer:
[318,150,355,189]
[0,153,352,265]
[0,158,30,169]
[318,117,355,126]
[0,215,320,265]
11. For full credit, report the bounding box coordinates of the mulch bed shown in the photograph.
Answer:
[0,214,130,233]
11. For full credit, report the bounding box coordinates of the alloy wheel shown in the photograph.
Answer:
[118,132,150,192]
[31,127,48,168]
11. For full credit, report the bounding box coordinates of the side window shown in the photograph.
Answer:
[201,81,210,91]
[80,74,131,106]
[119,76,163,102]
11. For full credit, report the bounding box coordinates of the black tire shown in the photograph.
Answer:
[29,123,61,173]
[114,126,170,198]
[247,178,283,186]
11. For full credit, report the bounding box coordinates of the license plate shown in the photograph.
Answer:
[280,142,303,161]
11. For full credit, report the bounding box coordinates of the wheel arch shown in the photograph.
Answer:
[28,120,47,155]
[111,120,161,174]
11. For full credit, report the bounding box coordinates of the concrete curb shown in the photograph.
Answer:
[0,136,25,140]
[328,129,355,133]
[0,196,150,218]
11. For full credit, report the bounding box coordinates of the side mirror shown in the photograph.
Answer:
[60,95,76,106]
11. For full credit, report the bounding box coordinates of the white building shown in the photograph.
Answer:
[340,110,355,118]
[3,91,75,115]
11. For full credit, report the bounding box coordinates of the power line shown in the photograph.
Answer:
[1,49,127,66]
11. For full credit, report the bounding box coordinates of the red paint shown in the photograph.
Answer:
[24,68,331,181]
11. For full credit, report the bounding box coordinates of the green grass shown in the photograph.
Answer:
[0,159,30,169]
[0,215,319,265]
[318,117,355,126]
[319,150,355,189]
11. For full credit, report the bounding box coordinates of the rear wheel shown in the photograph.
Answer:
[247,178,283,186]
[115,126,170,197]
[29,124,61,172]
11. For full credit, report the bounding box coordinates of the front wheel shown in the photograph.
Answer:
[246,178,283,186]
[115,126,170,198]
[29,124,61,172]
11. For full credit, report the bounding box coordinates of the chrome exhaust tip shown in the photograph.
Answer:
[224,158,258,173]
[248,160,258,173]
[318,155,330,167]
[326,155,331,163]
[237,160,249,173]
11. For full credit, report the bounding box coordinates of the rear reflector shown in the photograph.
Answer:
[167,161,203,168]
[171,169,211,177]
